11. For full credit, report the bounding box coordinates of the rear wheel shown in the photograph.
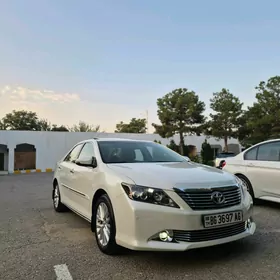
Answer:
[94,194,121,255]
[52,182,68,212]
[236,174,254,199]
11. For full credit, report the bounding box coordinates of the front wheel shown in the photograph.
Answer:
[94,194,121,255]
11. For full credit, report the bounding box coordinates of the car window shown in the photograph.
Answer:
[134,149,144,161]
[257,142,280,161]
[244,147,257,160]
[77,142,95,160]
[64,144,83,162]
[97,141,185,164]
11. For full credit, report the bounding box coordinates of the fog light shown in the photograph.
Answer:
[159,230,173,242]
[245,217,252,229]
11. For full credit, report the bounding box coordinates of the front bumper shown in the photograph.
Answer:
[114,191,255,251]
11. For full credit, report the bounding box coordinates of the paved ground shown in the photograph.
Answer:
[1,174,280,280]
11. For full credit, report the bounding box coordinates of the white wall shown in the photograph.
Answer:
[0,131,241,173]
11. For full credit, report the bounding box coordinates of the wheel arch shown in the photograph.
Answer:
[235,173,255,198]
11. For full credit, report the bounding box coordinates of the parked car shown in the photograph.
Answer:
[52,138,255,255]
[221,139,280,203]
[214,152,236,167]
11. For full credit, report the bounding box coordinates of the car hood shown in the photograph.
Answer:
[107,161,237,190]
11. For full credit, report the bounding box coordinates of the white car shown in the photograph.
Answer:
[221,139,280,204]
[52,138,255,255]
[214,152,235,167]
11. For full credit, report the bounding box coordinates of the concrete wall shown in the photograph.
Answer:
[0,131,241,173]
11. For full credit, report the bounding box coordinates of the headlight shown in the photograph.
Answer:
[121,183,179,208]
[235,176,247,195]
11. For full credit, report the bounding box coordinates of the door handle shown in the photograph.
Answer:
[248,163,255,167]
[58,166,62,170]
[70,169,74,173]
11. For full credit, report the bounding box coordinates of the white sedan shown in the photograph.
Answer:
[52,138,255,255]
[222,139,280,204]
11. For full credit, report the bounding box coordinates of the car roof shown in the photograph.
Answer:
[248,138,280,148]
[76,138,154,144]
[96,138,153,142]
[261,138,280,144]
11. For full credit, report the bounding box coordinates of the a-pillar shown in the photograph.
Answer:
[7,144,15,174]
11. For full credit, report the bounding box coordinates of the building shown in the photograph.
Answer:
[0,131,241,174]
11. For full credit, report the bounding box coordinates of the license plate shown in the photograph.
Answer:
[203,211,243,228]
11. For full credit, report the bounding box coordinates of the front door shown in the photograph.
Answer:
[58,143,84,206]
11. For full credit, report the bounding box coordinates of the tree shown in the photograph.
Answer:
[115,118,147,133]
[152,88,205,155]
[0,120,6,130]
[51,125,69,132]
[70,121,101,132]
[200,139,214,165]
[154,140,162,144]
[166,139,178,153]
[238,76,280,146]
[1,110,43,131]
[208,89,243,152]
[38,119,52,131]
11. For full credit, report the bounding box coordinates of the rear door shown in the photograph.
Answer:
[58,143,84,205]
[244,141,280,198]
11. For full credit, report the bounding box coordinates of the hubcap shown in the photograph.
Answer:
[53,186,59,208]
[96,202,111,247]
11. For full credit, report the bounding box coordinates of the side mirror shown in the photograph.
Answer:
[76,156,97,168]
[183,156,191,162]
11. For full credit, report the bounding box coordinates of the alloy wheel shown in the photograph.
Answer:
[53,185,59,208]
[96,202,111,247]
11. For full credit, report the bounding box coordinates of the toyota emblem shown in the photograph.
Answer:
[211,191,225,204]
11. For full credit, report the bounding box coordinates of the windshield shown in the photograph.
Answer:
[97,141,185,164]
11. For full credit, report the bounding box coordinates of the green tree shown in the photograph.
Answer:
[200,140,214,165]
[0,119,6,130]
[1,110,43,131]
[208,89,243,152]
[70,121,101,132]
[115,118,147,133]
[152,88,205,155]
[238,76,280,146]
[154,139,162,144]
[51,125,69,132]
[38,118,52,131]
[166,139,178,152]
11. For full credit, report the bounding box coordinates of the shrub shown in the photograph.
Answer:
[201,140,214,165]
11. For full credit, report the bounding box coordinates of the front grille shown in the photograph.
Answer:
[174,222,246,242]
[175,186,241,210]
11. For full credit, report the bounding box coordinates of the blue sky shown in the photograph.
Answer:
[1,0,280,131]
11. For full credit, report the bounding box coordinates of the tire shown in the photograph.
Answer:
[52,182,68,212]
[93,194,121,255]
[236,174,255,200]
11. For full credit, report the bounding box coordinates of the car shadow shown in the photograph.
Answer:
[255,199,280,210]
[117,238,259,267]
